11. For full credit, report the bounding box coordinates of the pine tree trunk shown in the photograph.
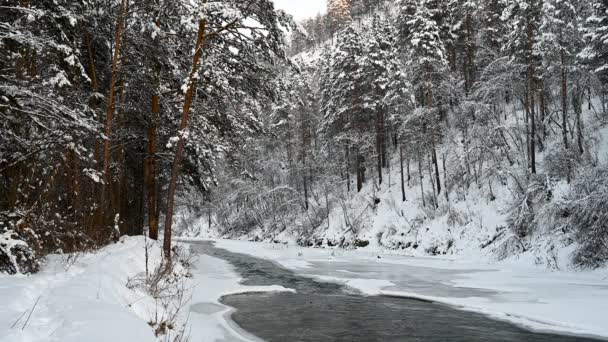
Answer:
[376,131,382,186]
[428,153,438,208]
[574,82,585,155]
[113,57,127,230]
[399,142,406,202]
[101,0,127,226]
[375,95,383,185]
[85,30,103,174]
[464,12,475,95]
[147,95,159,240]
[527,20,537,174]
[72,148,81,216]
[65,147,73,210]
[345,144,351,192]
[380,110,387,169]
[303,174,309,211]
[163,20,207,260]
[426,78,441,194]
[85,31,98,92]
[356,151,363,192]
[560,48,569,151]
[418,150,425,208]
[442,153,448,201]
[407,156,411,187]
[538,76,546,146]
[431,144,441,195]
[524,88,531,169]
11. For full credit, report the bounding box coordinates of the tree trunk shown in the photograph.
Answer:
[560,48,569,151]
[85,31,98,92]
[524,88,531,169]
[431,144,441,195]
[443,154,449,201]
[113,57,127,229]
[356,151,363,192]
[72,148,81,216]
[428,153,438,208]
[147,95,159,240]
[538,75,546,147]
[163,20,207,260]
[400,142,406,202]
[527,19,537,174]
[418,150,425,208]
[406,156,411,187]
[375,103,384,185]
[65,147,73,210]
[303,174,309,211]
[464,12,475,95]
[101,0,127,225]
[345,144,351,192]
[574,82,585,155]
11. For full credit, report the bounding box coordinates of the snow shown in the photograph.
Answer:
[0,236,158,342]
[211,238,608,339]
[0,237,299,342]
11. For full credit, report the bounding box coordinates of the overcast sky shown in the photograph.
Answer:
[272,0,327,21]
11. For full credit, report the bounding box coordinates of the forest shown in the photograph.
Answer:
[192,0,608,270]
[2,0,608,277]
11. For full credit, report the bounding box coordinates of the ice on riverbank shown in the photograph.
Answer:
[211,238,608,339]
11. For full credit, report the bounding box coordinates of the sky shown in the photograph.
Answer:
[272,0,327,21]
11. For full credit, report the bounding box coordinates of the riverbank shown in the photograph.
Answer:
[0,237,295,342]
[0,237,161,342]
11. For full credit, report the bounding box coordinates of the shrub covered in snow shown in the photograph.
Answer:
[507,165,608,268]
[0,228,40,275]
[565,168,608,268]
[507,175,553,238]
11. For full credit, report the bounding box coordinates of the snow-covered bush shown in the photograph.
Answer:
[508,175,553,238]
[0,228,40,275]
[565,168,608,268]
[494,235,527,261]
[544,145,581,180]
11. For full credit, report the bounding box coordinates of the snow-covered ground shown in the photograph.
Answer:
[210,238,608,340]
[0,237,295,342]
[0,236,160,342]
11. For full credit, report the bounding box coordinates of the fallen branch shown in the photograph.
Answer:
[22,296,41,330]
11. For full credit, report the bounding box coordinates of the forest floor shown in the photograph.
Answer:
[204,238,608,340]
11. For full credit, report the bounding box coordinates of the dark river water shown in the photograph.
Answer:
[191,241,602,342]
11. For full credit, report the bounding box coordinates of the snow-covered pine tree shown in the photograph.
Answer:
[328,0,353,36]
[502,0,543,174]
[539,0,584,153]
[580,0,608,84]
[402,0,448,196]
[1,1,102,263]
[360,17,403,185]
[320,25,370,192]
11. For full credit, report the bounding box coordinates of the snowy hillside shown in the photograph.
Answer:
[177,0,608,272]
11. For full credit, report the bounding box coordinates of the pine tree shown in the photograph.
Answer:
[539,0,583,152]
[580,0,608,83]
[360,17,403,185]
[403,0,447,196]
[320,25,370,191]
[503,0,543,174]
[328,0,353,35]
